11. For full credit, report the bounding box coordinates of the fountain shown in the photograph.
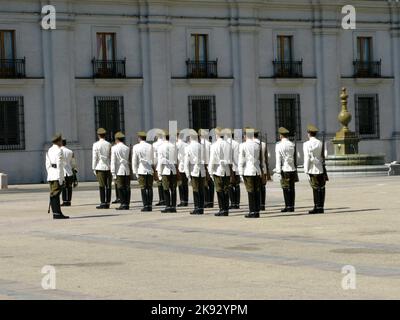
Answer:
[325,88,387,176]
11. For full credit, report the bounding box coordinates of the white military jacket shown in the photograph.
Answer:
[152,137,164,168]
[176,139,188,173]
[238,139,264,176]
[184,139,206,178]
[227,138,240,173]
[132,141,154,175]
[157,141,178,176]
[92,139,111,171]
[200,137,211,165]
[208,137,231,177]
[61,146,76,177]
[303,137,324,174]
[111,142,131,178]
[46,144,65,183]
[275,138,296,173]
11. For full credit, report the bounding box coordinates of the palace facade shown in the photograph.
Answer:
[0,0,399,183]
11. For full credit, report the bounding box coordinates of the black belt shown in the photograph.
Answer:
[51,164,57,168]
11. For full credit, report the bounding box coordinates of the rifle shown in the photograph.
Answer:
[293,132,300,183]
[322,131,329,182]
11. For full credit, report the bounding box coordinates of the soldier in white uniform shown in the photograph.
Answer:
[184,130,206,215]
[275,127,298,212]
[153,132,166,206]
[132,131,154,212]
[176,131,189,207]
[238,128,265,218]
[225,128,241,209]
[208,127,231,216]
[199,129,214,208]
[111,132,131,210]
[92,128,112,209]
[46,133,68,219]
[254,129,271,211]
[61,139,77,207]
[157,131,178,213]
[303,125,328,214]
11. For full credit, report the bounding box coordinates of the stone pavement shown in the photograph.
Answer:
[0,176,400,300]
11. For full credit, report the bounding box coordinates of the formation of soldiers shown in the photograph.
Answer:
[45,125,328,220]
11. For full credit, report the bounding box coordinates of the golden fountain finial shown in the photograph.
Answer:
[338,87,351,132]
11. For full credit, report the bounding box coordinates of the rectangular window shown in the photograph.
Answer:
[275,94,301,141]
[0,31,15,60]
[355,94,380,139]
[96,33,116,61]
[357,37,372,62]
[277,36,293,62]
[94,96,124,142]
[0,96,25,150]
[188,95,216,132]
[191,34,208,62]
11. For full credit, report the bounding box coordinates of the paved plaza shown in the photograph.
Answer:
[0,175,399,300]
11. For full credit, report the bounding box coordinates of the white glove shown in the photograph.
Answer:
[240,176,244,183]
[158,175,162,181]
[59,179,65,185]
[187,176,192,184]
[135,174,139,180]
[112,175,117,180]
[93,170,97,176]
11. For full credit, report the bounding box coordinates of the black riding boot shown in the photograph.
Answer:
[105,187,111,208]
[235,185,241,209]
[198,187,205,215]
[141,189,148,212]
[191,192,199,215]
[116,188,128,210]
[178,185,184,207]
[156,186,165,206]
[170,188,177,212]
[288,188,295,212]
[317,188,325,213]
[215,192,228,216]
[260,185,266,211]
[61,187,67,205]
[224,192,230,214]
[96,187,107,209]
[52,196,69,219]
[161,190,171,213]
[229,186,235,209]
[281,189,289,212]
[147,187,153,211]
[245,192,259,218]
[309,189,319,214]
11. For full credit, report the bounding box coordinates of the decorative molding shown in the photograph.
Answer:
[75,78,144,87]
[258,77,317,87]
[341,77,395,86]
[0,78,45,88]
[171,78,234,87]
